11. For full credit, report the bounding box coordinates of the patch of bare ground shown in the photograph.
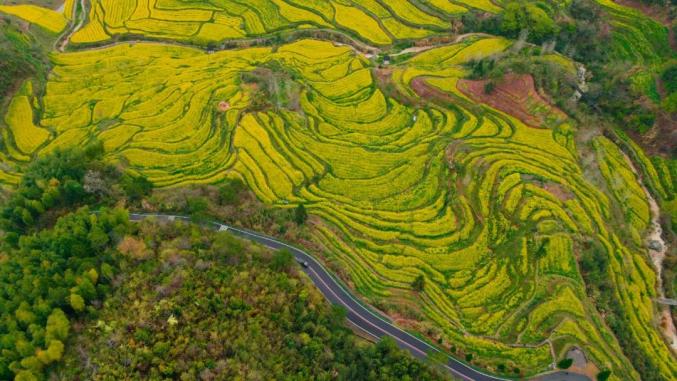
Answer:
[411,77,459,107]
[373,68,421,107]
[457,73,568,128]
[389,311,424,333]
[542,182,574,201]
[562,347,600,380]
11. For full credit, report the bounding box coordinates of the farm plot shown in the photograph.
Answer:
[1,36,675,380]
[1,0,668,70]
[68,0,452,46]
[3,81,50,157]
[0,3,67,33]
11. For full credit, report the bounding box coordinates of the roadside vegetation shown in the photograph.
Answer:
[0,146,449,381]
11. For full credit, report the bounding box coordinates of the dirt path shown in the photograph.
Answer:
[621,151,677,353]
[390,33,490,57]
[411,77,457,105]
[55,0,86,52]
[644,185,677,353]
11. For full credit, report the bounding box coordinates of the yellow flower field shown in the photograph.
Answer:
[0,0,675,375]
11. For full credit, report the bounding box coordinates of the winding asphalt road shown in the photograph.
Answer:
[129,213,590,381]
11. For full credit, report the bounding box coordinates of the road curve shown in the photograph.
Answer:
[128,213,589,381]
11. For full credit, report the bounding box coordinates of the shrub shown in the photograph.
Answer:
[557,358,573,369]
[597,370,611,381]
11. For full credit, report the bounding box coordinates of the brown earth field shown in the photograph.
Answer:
[457,73,568,128]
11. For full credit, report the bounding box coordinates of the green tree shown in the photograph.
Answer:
[187,196,209,222]
[75,278,97,301]
[294,204,308,225]
[0,25,43,100]
[661,64,677,93]
[0,141,111,236]
[20,356,43,373]
[661,92,677,114]
[501,1,557,42]
[37,340,65,365]
[218,178,245,205]
[412,274,426,292]
[15,302,37,326]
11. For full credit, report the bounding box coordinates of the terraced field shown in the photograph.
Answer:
[0,3,67,32]
[68,0,455,45]
[1,1,676,380]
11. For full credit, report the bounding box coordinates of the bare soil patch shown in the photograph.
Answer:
[217,101,230,112]
[457,73,567,128]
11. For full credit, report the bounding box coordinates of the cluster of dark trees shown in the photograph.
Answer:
[461,0,609,55]
[0,146,448,380]
[661,63,677,113]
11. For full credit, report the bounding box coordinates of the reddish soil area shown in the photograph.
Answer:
[543,182,574,201]
[457,73,567,128]
[217,101,230,112]
[411,77,459,107]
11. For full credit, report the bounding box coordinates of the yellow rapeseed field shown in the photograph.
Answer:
[1,22,674,378]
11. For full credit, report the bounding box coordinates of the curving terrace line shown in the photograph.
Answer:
[128,212,590,381]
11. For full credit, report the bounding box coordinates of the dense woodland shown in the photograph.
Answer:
[0,146,448,380]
